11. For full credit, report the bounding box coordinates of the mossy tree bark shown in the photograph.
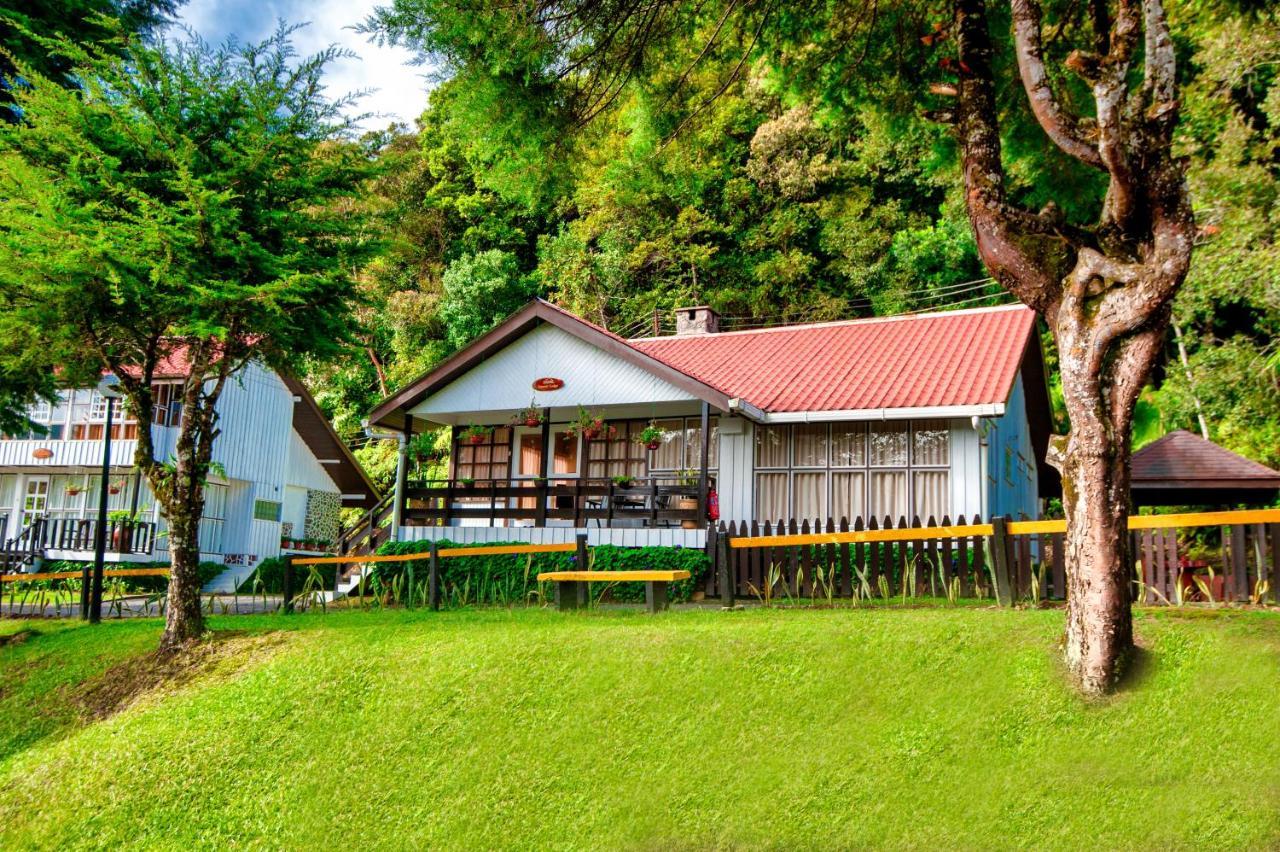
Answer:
[950,0,1194,695]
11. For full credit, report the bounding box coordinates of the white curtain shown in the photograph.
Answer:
[754,472,788,521]
[651,419,684,470]
[831,472,865,523]
[869,422,909,466]
[793,424,828,468]
[755,424,789,468]
[831,424,865,467]
[684,417,719,470]
[793,472,826,520]
[870,471,908,521]
[913,471,949,522]
[912,419,950,466]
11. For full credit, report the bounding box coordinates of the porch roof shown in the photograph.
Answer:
[1130,431,1280,506]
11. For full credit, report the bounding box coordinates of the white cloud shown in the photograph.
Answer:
[177,0,434,131]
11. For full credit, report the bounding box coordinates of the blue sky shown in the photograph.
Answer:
[175,0,431,130]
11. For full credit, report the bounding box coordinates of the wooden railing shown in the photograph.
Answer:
[1,518,157,565]
[402,476,704,528]
[337,491,395,558]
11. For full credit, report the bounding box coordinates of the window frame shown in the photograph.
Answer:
[752,420,952,522]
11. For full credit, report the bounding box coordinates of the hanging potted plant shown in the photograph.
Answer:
[65,483,84,496]
[569,406,611,441]
[459,424,491,446]
[512,403,544,428]
[108,479,126,495]
[634,423,666,452]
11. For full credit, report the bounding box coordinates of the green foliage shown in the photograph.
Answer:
[439,249,537,348]
[373,539,710,604]
[237,557,337,595]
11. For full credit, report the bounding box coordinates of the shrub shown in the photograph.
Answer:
[237,557,337,594]
[371,539,709,606]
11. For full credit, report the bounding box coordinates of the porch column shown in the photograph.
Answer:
[697,401,711,525]
[392,413,413,541]
[536,408,551,527]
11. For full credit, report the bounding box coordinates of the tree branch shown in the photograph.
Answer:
[1011,0,1103,169]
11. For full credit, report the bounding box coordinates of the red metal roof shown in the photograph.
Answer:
[629,305,1038,413]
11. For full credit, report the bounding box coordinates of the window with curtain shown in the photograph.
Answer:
[751,421,951,523]
[584,421,646,480]
[453,426,512,483]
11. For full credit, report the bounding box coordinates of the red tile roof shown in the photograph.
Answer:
[629,305,1038,413]
[1132,431,1280,486]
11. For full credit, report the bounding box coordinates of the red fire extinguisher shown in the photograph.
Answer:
[707,487,720,522]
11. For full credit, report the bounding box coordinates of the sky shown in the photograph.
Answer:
[175,0,432,131]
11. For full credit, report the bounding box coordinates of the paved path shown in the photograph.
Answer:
[1,595,286,619]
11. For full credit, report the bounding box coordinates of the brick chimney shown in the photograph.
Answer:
[674,305,720,336]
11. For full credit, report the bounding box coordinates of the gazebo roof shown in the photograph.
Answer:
[1131,430,1280,506]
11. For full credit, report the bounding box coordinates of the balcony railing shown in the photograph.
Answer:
[403,476,706,528]
[26,518,158,555]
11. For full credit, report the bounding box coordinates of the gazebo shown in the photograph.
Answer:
[1130,430,1280,508]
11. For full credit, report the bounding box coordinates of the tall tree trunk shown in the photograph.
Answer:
[161,487,206,649]
[949,0,1194,694]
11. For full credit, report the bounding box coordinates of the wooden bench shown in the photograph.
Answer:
[536,570,690,613]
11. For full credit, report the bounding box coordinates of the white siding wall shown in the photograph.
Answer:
[284,429,340,492]
[948,420,985,520]
[0,439,137,468]
[715,418,754,522]
[410,324,697,420]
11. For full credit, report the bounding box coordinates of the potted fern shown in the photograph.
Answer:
[634,422,666,451]
[459,424,491,445]
[569,406,612,440]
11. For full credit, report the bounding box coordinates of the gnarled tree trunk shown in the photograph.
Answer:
[110,338,238,653]
[948,0,1194,694]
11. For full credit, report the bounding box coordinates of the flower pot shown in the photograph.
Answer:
[466,435,486,445]
[108,487,120,495]
[523,417,542,427]
[645,441,661,451]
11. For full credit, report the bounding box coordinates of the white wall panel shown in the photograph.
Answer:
[284,429,339,492]
[0,439,137,468]
[410,324,697,421]
[715,418,754,522]
[948,420,984,520]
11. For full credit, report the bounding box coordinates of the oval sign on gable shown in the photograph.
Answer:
[532,377,564,392]
[32,448,54,459]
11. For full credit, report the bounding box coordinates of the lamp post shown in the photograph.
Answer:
[86,374,123,624]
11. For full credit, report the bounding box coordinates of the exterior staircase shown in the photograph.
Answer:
[325,492,396,602]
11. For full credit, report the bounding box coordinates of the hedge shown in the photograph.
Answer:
[371,539,710,605]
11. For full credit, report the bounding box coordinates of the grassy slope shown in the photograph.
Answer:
[1,607,1278,850]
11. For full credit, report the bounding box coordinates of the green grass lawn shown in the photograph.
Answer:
[1,605,1278,850]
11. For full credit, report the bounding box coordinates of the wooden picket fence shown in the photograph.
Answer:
[707,510,1280,606]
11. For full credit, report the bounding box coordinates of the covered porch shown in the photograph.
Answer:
[400,401,719,531]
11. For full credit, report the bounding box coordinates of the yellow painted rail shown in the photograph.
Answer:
[1,567,171,583]
[293,541,577,566]
[729,508,1280,549]
[536,570,690,582]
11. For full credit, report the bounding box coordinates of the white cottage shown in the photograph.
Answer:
[0,359,377,587]
[362,299,1052,550]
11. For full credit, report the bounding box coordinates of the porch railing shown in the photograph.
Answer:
[33,518,157,556]
[402,476,705,528]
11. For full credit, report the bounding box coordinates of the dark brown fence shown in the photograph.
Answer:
[707,511,1280,606]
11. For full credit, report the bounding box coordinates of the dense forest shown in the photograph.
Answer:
[302,0,1280,488]
[1,2,1276,486]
